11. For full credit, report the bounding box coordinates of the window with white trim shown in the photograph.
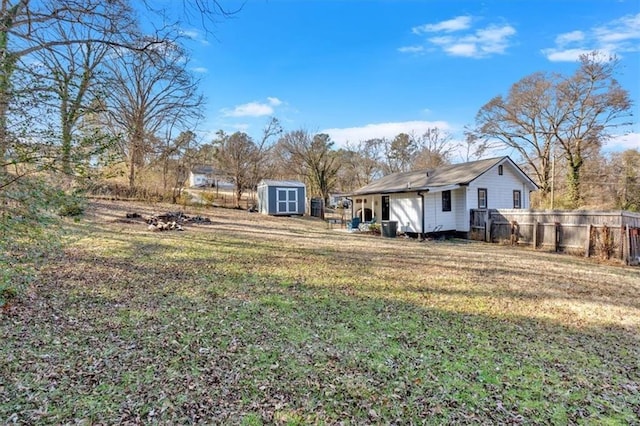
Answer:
[442,190,451,212]
[478,188,487,209]
[513,190,522,209]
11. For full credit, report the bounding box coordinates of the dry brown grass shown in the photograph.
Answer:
[2,200,639,424]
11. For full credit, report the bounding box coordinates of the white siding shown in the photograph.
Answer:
[423,191,457,232]
[469,162,530,209]
[454,188,469,232]
[390,193,421,233]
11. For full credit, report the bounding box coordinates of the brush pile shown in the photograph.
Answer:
[124,211,212,232]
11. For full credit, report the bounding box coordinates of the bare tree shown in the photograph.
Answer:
[99,40,204,189]
[474,52,632,208]
[280,130,340,203]
[413,127,455,169]
[474,72,557,202]
[610,149,640,211]
[0,0,145,165]
[461,126,488,162]
[213,131,258,208]
[247,116,282,201]
[551,53,632,207]
[154,130,197,196]
[341,138,384,189]
[383,133,416,174]
[33,28,115,177]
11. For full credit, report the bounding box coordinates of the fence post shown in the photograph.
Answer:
[624,225,631,265]
[585,224,592,258]
[485,215,492,243]
[510,221,519,245]
[533,221,538,249]
[554,222,561,252]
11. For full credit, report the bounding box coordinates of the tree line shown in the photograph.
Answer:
[189,124,457,208]
[0,0,231,304]
[197,51,638,212]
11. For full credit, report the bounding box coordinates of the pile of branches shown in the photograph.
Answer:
[124,211,212,232]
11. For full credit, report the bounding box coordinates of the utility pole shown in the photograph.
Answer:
[551,153,555,210]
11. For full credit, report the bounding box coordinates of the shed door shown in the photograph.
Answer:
[277,188,297,213]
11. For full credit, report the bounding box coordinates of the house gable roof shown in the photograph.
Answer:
[350,156,538,196]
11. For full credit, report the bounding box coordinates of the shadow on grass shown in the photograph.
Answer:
[4,206,637,424]
[3,236,638,423]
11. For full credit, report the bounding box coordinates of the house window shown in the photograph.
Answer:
[442,190,451,212]
[478,188,487,209]
[498,165,503,175]
[513,190,522,209]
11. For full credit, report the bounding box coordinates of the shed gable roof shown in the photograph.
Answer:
[259,179,306,188]
[351,156,538,195]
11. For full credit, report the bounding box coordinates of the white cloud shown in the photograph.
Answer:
[221,97,284,118]
[475,25,517,54]
[542,13,640,62]
[594,13,640,45]
[179,28,210,46]
[322,120,452,147]
[192,66,208,74]
[544,48,593,62]
[556,30,585,47]
[222,102,274,117]
[267,97,282,106]
[412,16,472,34]
[604,132,640,152]
[402,16,516,58]
[397,45,425,54]
[445,43,477,57]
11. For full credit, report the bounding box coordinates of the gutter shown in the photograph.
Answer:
[417,190,428,240]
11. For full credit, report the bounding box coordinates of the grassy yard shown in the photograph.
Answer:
[2,201,639,424]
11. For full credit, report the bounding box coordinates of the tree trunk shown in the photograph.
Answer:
[235,186,242,208]
[567,163,582,209]
[61,100,73,175]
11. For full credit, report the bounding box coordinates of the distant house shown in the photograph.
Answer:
[257,180,306,216]
[189,166,234,189]
[328,192,349,209]
[348,156,538,237]
[189,165,216,187]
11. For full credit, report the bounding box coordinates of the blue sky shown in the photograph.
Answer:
[170,0,640,155]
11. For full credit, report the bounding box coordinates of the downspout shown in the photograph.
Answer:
[417,190,428,240]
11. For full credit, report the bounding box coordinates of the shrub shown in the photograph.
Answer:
[57,192,86,217]
[0,176,62,307]
[201,191,217,204]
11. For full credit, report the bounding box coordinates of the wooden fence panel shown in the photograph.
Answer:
[470,209,640,264]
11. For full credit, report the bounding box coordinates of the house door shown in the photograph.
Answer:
[277,188,297,213]
[381,195,390,221]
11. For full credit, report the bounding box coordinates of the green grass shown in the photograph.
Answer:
[1,201,639,424]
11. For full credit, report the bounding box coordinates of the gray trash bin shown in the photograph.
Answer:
[381,220,397,238]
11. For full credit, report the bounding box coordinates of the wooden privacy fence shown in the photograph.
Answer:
[470,209,640,265]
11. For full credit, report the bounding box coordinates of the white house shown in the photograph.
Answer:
[348,156,538,237]
[189,165,216,187]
